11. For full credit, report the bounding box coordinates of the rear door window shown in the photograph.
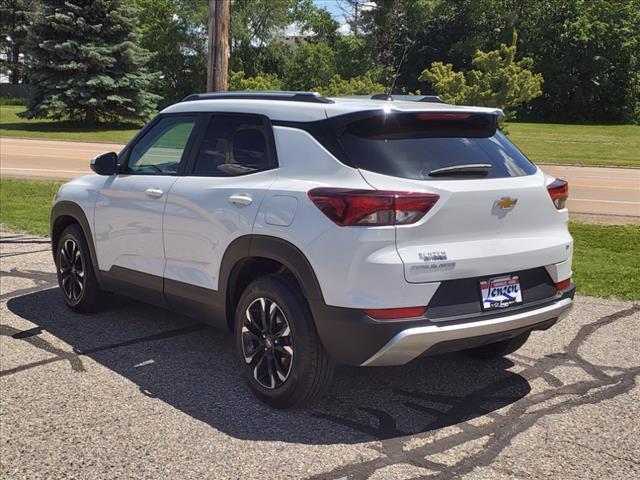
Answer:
[333,112,536,180]
[191,114,277,177]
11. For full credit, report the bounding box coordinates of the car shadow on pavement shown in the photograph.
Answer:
[6,288,530,445]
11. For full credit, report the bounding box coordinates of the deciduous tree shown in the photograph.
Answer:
[134,0,207,105]
[230,0,297,77]
[293,0,340,43]
[285,41,336,91]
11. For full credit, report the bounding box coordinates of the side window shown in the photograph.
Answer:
[192,115,276,177]
[126,116,196,174]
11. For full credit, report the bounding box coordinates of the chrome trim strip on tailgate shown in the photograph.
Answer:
[361,298,573,367]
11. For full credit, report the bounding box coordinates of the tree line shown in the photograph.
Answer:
[1,0,638,124]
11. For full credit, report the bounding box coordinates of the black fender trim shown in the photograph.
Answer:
[246,235,324,300]
[219,235,325,328]
[50,201,104,288]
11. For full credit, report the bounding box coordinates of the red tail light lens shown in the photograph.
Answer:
[547,179,568,209]
[308,188,439,226]
[365,306,427,320]
[554,278,571,290]
[416,113,472,120]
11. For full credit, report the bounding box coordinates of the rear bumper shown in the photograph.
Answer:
[361,296,573,366]
[309,285,575,366]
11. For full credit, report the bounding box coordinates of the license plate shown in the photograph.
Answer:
[480,275,523,310]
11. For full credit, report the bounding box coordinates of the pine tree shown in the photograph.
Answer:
[22,0,159,124]
[0,0,34,84]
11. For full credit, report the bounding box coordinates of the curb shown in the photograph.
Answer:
[536,162,640,169]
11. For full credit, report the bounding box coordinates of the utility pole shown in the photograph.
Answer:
[207,0,230,92]
[353,1,358,37]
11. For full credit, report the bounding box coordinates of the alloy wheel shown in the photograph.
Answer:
[59,238,85,304]
[241,297,294,389]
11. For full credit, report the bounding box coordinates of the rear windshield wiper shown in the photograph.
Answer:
[428,164,492,177]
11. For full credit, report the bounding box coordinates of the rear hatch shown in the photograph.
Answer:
[331,110,573,285]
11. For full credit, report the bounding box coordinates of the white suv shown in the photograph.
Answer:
[50,92,574,408]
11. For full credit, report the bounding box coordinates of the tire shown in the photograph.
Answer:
[55,223,108,313]
[463,331,531,359]
[234,274,334,408]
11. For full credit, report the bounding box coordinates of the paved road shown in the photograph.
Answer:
[0,137,123,180]
[1,137,638,223]
[1,231,639,479]
[541,164,639,224]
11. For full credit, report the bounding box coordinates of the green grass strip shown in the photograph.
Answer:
[569,222,639,301]
[1,178,64,236]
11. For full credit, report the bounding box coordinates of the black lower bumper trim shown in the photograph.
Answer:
[309,285,575,366]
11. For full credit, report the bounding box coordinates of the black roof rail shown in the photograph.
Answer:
[369,93,446,104]
[418,95,446,104]
[371,93,393,101]
[180,91,334,104]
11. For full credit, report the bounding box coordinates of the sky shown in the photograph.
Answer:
[313,0,345,20]
[307,1,377,35]
[286,0,349,36]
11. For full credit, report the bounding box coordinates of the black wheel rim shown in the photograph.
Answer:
[59,238,85,304]
[241,297,294,389]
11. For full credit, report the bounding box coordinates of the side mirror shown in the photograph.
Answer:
[90,152,118,175]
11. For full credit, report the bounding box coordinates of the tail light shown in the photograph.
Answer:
[547,179,568,209]
[554,278,571,290]
[365,306,427,320]
[416,113,471,120]
[308,188,439,226]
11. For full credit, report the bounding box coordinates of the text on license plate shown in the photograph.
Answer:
[480,275,523,310]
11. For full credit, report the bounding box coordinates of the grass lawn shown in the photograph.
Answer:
[569,222,639,301]
[506,122,640,167]
[0,178,64,235]
[0,105,140,143]
[1,178,638,300]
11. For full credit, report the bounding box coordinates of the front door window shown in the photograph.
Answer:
[126,116,196,174]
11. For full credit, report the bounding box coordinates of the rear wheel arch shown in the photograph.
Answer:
[221,235,325,331]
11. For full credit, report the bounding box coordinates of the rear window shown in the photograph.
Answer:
[332,112,536,180]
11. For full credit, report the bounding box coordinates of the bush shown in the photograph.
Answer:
[228,71,284,91]
[317,73,385,97]
[0,96,26,106]
[419,31,543,118]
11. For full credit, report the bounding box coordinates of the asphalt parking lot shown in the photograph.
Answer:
[1,231,639,480]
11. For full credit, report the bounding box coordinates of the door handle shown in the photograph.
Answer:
[145,188,164,198]
[228,193,253,206]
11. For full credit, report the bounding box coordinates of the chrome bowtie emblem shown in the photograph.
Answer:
[494,197,518,210]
